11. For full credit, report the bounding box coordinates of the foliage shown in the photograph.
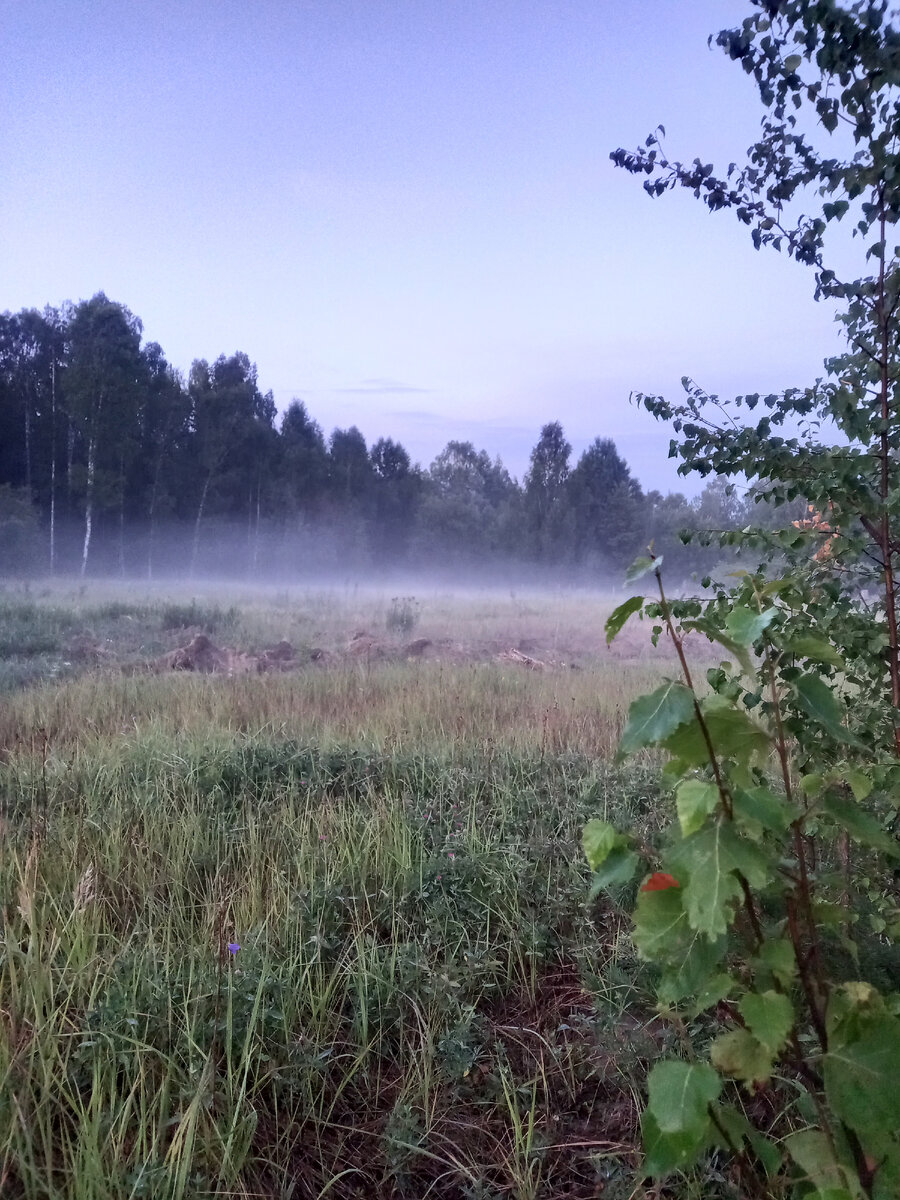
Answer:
[599,567,900,1197]
[0,484,41,571]
[385,594,420,634]
[159,599,240,634]
[600,1,900,1195]
[524,421,574,563]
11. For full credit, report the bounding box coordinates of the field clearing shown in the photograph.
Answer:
[0,584,719,1200]
[0,581,678,691]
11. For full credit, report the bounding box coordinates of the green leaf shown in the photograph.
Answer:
[647,1061,721,1136]
[662,702,769,768]
[793,673,860,745]
[670,821,771,939]
[656,938,727,1006]
[827,983,887,1048]
[682,972,735,1015]
[711,1028,774,1085]
[605,595,644,645]
[824,1015,900,1136]
[677,827,743,939]
[582,819,626,870]
[784,53,803,71]
[820,791,900,857]
[714,1106,782,1175]
[683,618,753,674]
[589,847,639,895]
[842,768,873,803]
[641,1108,708,1178]
[760,577,795,598]
[739,990,794,1054]
[733,786,794,835]
[632,886,688,960]
[813,900,849,928]
[675,778,720,837]
[723,604,778,646]
[784,634,845,668]
[785,1131,857,1193]
[756,939,797,987]
[633,884,727,993]
[620,681,695,754]
[625,555,661,583]
[800,772,825,797]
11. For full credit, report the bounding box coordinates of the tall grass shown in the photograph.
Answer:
[0,737,668,1199]
[0,661,665,764]
[0,585,713,1199]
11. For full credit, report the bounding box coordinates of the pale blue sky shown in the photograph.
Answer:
[3,1,842,491]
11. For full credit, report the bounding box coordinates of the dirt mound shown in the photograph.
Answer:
[257,639,296,671]
[403,637,432,658]
[159,633,227,673]
[154,634,255,676]
[347,632,383,659]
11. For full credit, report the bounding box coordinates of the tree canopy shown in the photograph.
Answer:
[0,292,764,577]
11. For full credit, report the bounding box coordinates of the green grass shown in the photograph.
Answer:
[0,585,722,1199]
[0,738,673,1199]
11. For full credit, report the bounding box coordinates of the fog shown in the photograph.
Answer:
[2,513,723,595]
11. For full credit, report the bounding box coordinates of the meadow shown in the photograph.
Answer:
[0,582,714,1200]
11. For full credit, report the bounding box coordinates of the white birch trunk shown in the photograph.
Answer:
[80,437,95,577]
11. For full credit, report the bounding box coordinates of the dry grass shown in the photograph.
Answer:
[0,659,668,765]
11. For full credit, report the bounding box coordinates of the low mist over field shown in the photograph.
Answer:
[0,577,684,695]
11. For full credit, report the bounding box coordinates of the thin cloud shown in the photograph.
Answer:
[384,409,449,423]
[337,378,433,395]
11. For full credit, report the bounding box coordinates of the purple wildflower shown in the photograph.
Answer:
[227,942,241,956]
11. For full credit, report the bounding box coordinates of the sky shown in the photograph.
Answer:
[2,1,846,492]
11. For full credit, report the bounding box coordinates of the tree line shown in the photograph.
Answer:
[0,292,759,579]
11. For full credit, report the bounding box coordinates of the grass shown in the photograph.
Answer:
[0,583,722,1199]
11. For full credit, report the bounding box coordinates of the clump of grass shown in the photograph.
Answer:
[159,599,240,634]
[89,599,152,621]
[386,595,420,635]
[0,599,78,657]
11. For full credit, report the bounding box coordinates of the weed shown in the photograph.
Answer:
[159,599,239,633]
[386,595,420,634]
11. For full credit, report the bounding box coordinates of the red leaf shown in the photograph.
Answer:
[641,871,680,892]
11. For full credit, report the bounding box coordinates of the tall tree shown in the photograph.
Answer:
[328,426,373,509]
[0,309,62,513]
[370,436,420,561]
[524,422,573,562]
[41,306,67,573]
[279,400,329,518]
[187,352,273,575]
[416,440,519,561]
[139,342,190,578]
[66,294,144,576]
[567,437,644,569]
